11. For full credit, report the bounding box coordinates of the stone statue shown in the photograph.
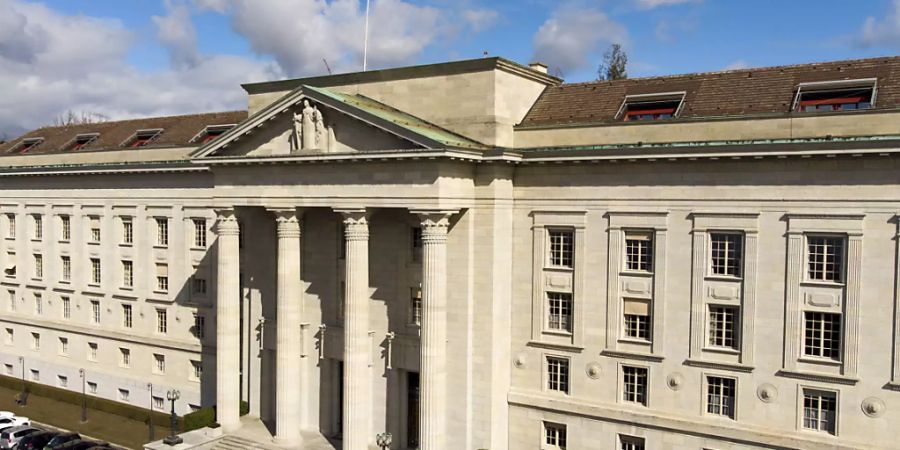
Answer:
[313,106,325,148]
[301,100,316,150]
[291,111,303,151]
[327,124,337,153]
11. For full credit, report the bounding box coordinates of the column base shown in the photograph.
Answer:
[220,420,242,434]
[272,434,303,449]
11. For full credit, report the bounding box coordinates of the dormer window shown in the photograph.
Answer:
[15,138,44,154]
[65,133,99,151]
[191,124,235,145]
[123,129,163,148]
[793,79,876,113]
[617,92,686,122]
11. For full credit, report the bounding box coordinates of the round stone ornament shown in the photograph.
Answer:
[757,383,778,403]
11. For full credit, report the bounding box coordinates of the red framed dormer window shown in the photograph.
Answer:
[191,124,235,145]
[123,129,163,148]
[794,79,876,113]
[16,138,44,154]
[618,92,686,122]
[67,133,99,151]
[624,103,679,121]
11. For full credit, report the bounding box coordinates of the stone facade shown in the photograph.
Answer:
[1,56,900,450]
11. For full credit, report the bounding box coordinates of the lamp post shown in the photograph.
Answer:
[17,356,25,406]
[78,369,87,422]
[162,389,182,446]
[376,432,392,450]
[147,383,155,442]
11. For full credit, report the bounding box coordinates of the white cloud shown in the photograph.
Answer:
[857,0,900,48]
[462,8,500,33]
[723,59,749,70]
[532,7,628,76]
[634,0,701,9]
[153,0,202,69]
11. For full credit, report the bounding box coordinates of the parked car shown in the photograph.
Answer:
[0,417,29,430]
[50,441,100,450]
[17,431,59,450]
[0,413,13,419]
[42,433,80,450]
[0,426,39,449]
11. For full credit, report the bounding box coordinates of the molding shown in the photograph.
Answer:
[526,340,584,353]
[683,358,754,373]
[600,350,664,363]
[775,369,859,386]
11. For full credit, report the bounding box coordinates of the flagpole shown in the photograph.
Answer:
[363,0,370,71]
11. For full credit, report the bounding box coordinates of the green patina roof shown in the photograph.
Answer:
[304,85,488,150]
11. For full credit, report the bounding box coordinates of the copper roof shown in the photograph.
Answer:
[0,111,248,156]
[519,56,900,127]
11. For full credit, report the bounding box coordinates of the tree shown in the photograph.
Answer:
[598,43,628,81]
[51,110,109,127]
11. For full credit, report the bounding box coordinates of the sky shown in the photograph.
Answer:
[1,0,899,138]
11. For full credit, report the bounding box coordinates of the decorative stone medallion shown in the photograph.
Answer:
[666,372,684,391]
[862,397,886,418]
[757,383,778,403]
[585,362,602,379]
[513,353,527,369]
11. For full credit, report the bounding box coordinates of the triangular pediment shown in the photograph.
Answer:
[191,85,485,159]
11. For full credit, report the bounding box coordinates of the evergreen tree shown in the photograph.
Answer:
[598,44,628,81]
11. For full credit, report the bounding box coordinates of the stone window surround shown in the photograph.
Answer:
[688,213,759,369]
[701,372,739,420]
[542,352,571,395]
[529,210,586,350]
[782,214,863,380]
[617,361,651,407]
[797,384,840,436]
[605,211,668,357]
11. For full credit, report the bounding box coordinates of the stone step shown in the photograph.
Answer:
[211,435,281,450]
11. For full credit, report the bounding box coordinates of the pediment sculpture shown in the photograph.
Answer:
[292,99,337,153]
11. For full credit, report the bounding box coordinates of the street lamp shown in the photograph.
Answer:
[376,432,392,450]
[162,389,182,446]
[17,356,26,406]
[78,369,87,422]
[147,383,155,442]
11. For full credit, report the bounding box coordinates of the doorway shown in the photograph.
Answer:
[406,372,419,448]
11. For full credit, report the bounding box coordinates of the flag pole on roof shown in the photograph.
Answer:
[363,0,370,71]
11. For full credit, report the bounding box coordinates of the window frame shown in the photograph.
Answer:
[799,387,839,436]
[616,91,686,122]
[155,217,169,247]
[706,304,740,351]
[544,354,571,395]
[805,234,846,284]
[623,230,654,273]
[545,291,573,334]
[546,229,575,269]
[620,364,649,406]
[802,311,842,362]
[542,421,567,450]
[792,78,877,113]
[704,375,737,420]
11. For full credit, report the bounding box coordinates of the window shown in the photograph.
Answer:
[623,299,650,340]
[122,218,133,244]
[193,276,207,295]
[156,264,168,292]
[153,354,166,374]
[706,376,736,419]
[58,337,68,356]
[122,260,133,288]
[153,396,164,410]
[66,133,99,151]
[61,255,71,281]
[30,369,39,381]
[546,356,569,394]
[4,328,12,345]
[708,305,739,349]
[32,215,42,240]
[543,422,567,450]
[619,435,645,450]
[87,342,98,361]
[411,227,422,263]
[622,366,648,405]
[803,389,837,435]
[804,312,842,360]
[90,258,101,284]
[191,124,234,144]
[807,236,844,283]
[7,291,13,312]
[31,332,40,350]
[624,231,653,272]
[123,129,162,148]
[3,364,11,375]
[60,215,70,241]
[34,293,42,315]
[33,254,42,279]
[156,308,167,334]
[89,217,100,243]
[190,360,202,381]
[6,214,14,239]
[409,287,422,326]
[122,304,133,329]
[619,92,685,121]
[61,296,70,319]
[155,218,168,246]
[795,79,875,112]
[119,348,131,367]
[87,382,97,394]
[15,138,44,154]
[546,292,572,333]
[90,300,101,324]
[193,219,207,248]
[57,375,68,388]
[548,230,574,268]
[118,388,130,402]
[4,252,15,277]
[710,233,742,277]
[192,314,205,339]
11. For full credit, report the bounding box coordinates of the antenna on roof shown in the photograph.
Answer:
[323,58,333,75]
[363,0,370,71]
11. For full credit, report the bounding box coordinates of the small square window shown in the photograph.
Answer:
[543,422,567,450]
[4,364,12,375]
[546,356,569,394]
[624,231,653,272]
[710,233,742,277]
[706,376,736,419]
[30,369,39,381]
[57,375,68,388]
[622,366,648,405]
[156,263,169,292]
[153,396,165,410]
[619,435,645,450]
[803,389,837,435]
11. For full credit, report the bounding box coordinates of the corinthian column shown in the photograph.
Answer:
[416,211,453,450]
[272,209,303,446]
[215,209,241,432]
[339,210,370,450]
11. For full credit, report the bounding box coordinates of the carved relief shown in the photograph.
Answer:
[292,99,336,153]
[861,397,886,418]
[666,372,684,391]
[756,383,778,403]
[585,362,602,379]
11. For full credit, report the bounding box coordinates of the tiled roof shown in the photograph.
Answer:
[0,111,248,156]
[519,56,900,127]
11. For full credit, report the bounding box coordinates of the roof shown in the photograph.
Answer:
[0,111,248,156]
[519,56,900,128]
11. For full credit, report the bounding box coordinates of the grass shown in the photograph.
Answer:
[0,385,171,449]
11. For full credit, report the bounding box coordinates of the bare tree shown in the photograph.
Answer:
[51,110,109,127]
[598,43,628,81]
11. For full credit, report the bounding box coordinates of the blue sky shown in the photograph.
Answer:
[0,0,899,136]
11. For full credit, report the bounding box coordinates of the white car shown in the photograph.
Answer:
[0,416,28,430]
[0,413,12,420]
[0,425,38,449]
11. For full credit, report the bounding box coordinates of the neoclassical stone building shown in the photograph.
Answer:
[1,55,900,450]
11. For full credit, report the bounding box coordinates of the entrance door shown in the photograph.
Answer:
[407,372,420,448]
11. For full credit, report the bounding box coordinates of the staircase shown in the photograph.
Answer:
[211,435,281,450]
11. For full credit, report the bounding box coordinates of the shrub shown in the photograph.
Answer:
[183,406,215,432]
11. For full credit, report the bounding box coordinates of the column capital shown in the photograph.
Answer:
[269,208,303,238]
[413,210,457,243]
[215,209,240,236]
[336,209,369,241]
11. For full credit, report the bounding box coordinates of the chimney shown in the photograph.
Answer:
[529,62,548,74]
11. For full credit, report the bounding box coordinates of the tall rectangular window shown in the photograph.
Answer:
[546,356,569,394]
[548,230,574,268]
[625,231,653,272]
[156,264,168,292]
[122,218,133,244]
[4,328,12,345]
[32,215,42,240]
[623,299,650,341]
[90,300,100,324]
[122,260,133,287]
[122,304,133,329]
[58,337,69,356]
[7,214,15,239]
[89,217,100,243]
[7,290,14,312]
[803,390,837,435]
[120,348,131,367]
[710,233,742,277]
[31,332,40,350]
[33,254,42,279]
[192,314,205,339]
[622,366,648,405]
[90,258,101,284]
[61,255,71,281]
[193,276,207,295]
[546,292,572,333]
[191,360,202,381]
[34,293,42,315]
[88,342,98,361]
[153,353,166,374]
[156,218,168,246]
[804,312,842,360]
[543,422,567,450]
[60,215,70,241]
[708,305,739,349]
[409,287,422,326]
[61,296,70,319]
[156,308,167,334]
[706,376,736,419]
[193,219,206,248]
[807,236,844,282]
[619,435,645,450]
